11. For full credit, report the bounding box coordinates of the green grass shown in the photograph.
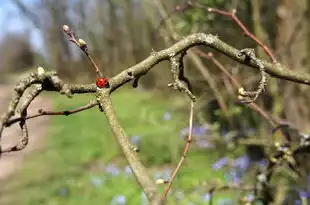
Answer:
[0,88,237,205]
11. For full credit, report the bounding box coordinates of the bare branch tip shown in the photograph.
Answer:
[238,87,246,95]
[37,66,45,76]
[63,25,69,32]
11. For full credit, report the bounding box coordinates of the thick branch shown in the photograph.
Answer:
[110,33,310,94]
[0,70,96,141]
[96,91,159,203]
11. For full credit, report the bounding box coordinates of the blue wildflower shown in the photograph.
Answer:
[180,124,210,139]
[180,127,189,139]
[131,136,141,146]
[212,157,229,170]
[105,164,121,176]
[233,155,250,171]
[163,168,172,179]
[230,169,241,185]
[224,169,241,184]
[201,193,211,202]
[192,125,210,136]
[59,187,69,197]
[175,190,184,200]
[90,176,103,188]
[298,190,309,198]
[163,112,172,121]
[124,166,133,175]
[196,139,214,149]
[154,171,163,180]
[246,194,255,202]
[111,195,127,205]
[256,159,268,168]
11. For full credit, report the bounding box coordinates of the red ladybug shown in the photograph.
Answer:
[96,77,110,88]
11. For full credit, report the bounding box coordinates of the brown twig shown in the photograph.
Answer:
[151,0,194,40]
[195,48,290,145]
[195,50,278,127]
[196,3,277,63]
[4,100,98,127]
[168,0,277,63]
[162,100,194,200]
[63,25,103,77]
[154,52,196,201]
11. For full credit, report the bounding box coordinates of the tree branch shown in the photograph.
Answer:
[109,33,310,93]
[4,100,98,127]
[96,91,159,202]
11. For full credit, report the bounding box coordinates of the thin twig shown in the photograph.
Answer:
[162,100,195,200]
[5,100,98,127]
[195,50,277,128]
[63,25,103,77]
[167,0,277,62]
[198,3,277,63]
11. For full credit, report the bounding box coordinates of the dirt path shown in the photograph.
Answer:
[0,84,52,180]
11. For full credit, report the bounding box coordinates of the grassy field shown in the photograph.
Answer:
[0,88,239,205]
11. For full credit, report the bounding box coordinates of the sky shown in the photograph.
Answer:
[0,0,44,53]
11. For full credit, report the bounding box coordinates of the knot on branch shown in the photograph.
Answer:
[168,52,196,101]
[43,72,73,97]
[238,48,256,60]
[237,48,268,103]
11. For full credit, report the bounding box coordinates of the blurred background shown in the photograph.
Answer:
[0,0,310,204]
